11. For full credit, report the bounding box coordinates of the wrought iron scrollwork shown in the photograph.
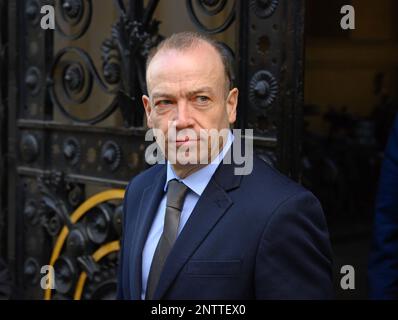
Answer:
[20,133,39,163]
[197,0,228,16]
[63,137,81,166]
[53,256,79,294]
[37,171,74,236]
[86,204,113,245]
[249,70,278,110]
[24,199,40,226]
[25,0,40,26]
[250,0,278,19]
[43,189,125,300]
[101,140,122,172]
[80,258,117,300]
[30,170,124,299]
[48,0,162,127]
[67,184,84,207]
[24,258,40,285]
[62,63,90,103]
[48,47,119,124]
[55,0,92,40]
[186,0,236,34]
[103,1,163,126]
[101,39,121,86]
[25,66,42,96]
[112,205,123,237]
[67,226,90,256]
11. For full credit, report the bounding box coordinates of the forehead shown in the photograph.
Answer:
[146,43,225,94]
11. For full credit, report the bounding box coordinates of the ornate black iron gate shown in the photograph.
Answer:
[3,0,304,299]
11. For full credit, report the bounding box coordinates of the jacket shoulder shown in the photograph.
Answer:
[249,155,307,195]
[127,164,164,189]
[236,154,317,216]
[123,164,164,204]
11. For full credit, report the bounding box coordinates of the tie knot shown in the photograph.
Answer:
[166,179,188,211]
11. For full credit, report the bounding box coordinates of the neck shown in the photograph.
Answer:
[171,163,207,179]
[170,134,229,179]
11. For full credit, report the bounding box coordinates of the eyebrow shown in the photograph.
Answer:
[186,87,214,96]
[151,93,175,100]
[151,87,215,100]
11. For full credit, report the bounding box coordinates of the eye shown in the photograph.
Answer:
[155,100,174,108]
[195,96,210,104]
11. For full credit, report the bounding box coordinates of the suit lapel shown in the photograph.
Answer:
[129,166,166,299]
[153,154,243,299]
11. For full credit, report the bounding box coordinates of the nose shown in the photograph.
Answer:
[174,100,194,129]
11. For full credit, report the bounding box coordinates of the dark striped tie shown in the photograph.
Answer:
[146,179,189,300]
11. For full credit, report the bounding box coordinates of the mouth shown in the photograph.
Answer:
[174,136,200,147]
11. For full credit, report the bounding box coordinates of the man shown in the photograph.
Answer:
[369,114,398,299]
[117,32,333,300]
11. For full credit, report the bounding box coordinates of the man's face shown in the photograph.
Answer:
[142,42,238,170]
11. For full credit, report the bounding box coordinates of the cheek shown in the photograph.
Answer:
[151,113,167,128]
[213,106,230,127]
[151,116,173,141]
[197,106,228,128]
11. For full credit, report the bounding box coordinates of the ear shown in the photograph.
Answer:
[226,88,238,124]
[142,95,153,128]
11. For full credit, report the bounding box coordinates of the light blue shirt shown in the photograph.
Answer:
[141,131,234,299]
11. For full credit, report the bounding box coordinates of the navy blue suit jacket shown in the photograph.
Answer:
[369,115,398,299]
[117,145,334,299]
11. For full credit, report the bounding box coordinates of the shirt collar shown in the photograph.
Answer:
[165,130,234,196]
